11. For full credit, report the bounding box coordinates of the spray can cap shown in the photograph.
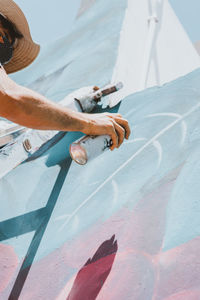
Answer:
[70,142,88,165]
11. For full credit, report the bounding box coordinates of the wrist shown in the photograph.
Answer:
[64,109,89,133]
[76,112,90,133]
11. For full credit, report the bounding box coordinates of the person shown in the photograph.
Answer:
[0,0,130,151]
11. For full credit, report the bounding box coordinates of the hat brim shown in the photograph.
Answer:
[5,38,40,74]
[0,0,40,74]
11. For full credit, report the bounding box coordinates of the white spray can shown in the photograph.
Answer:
[69,82,123,165]
[70,135,112,165]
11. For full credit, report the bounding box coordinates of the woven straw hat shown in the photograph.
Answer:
[0,0,40,74]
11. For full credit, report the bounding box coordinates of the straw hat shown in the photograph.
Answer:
[0,0,40,74]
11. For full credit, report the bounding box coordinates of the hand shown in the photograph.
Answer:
[82,112,131,150]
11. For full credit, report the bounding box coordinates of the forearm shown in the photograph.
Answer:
[0,84,88,132]
[0,67,131,150]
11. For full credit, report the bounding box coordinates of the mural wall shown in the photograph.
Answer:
[1,0,200,299]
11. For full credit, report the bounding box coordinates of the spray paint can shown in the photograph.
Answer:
[70,135,112,165]
[74,82,123,112]
[69,81,123,165]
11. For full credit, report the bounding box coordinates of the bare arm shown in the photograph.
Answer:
[0,67,131,150]
[0,85,89,131]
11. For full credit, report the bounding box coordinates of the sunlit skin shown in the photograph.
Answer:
[0,23,131,150]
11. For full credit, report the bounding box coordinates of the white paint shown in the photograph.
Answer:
[54,214,71,221]
[109,0,200,107]
[180,121,187,146]
[125,137,163,168]
[146,112,188,145]
[111,180,119,205]
[146,112,183,119]
[124,137,147,144]
[152,140,163,168]
[140,0,160,89]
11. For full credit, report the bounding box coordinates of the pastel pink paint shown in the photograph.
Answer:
[163,289,200,300]
[155,237,200,299]
[0,243,18,292]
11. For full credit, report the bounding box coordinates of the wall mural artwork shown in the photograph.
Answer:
[1,0,200,299]
[1,69,200,299]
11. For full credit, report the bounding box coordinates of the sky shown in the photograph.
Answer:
[14,0,200,45]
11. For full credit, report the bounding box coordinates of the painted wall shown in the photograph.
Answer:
[14,0,81,44]
[194,40,200,55]
[77,0,96,17]
[1,0,200,299]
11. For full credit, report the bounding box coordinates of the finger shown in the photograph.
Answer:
[108,125,118,150]
[106,112,123,118]
[113,121,125,148]
[113,117,131,139]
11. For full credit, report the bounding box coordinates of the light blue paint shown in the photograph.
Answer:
[163,143,200,251]
[169,0,200,43]
[14,0,81,45]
